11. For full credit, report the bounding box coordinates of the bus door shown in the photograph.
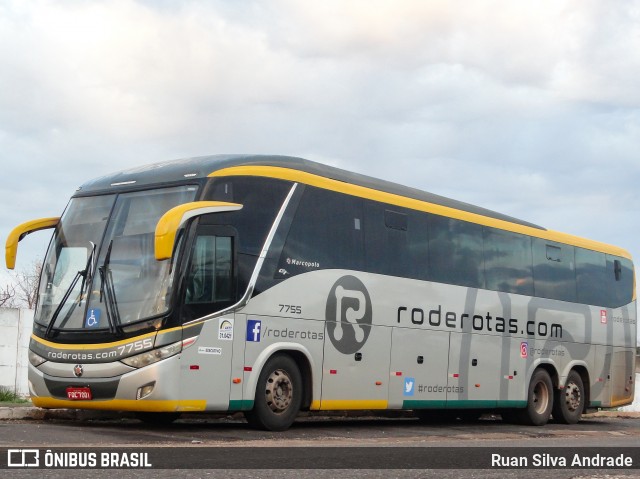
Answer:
[447,332,502,408]
[178,224,238,410]
[320,278,391,410]
[388,328,450,409]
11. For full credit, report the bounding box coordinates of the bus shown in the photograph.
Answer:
[5,154,636,431]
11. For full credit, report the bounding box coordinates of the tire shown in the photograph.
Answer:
[552,370,585,424]
[135,412,181,425]
[514,368,554,426]
[244,354,303,431]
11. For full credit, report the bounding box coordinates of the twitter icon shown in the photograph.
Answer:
[404,377,415,396]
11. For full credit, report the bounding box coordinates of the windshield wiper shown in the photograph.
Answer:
[45,242,97,338]
[99,240,123,336]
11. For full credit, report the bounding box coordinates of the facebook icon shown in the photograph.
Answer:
[247,319,262,342]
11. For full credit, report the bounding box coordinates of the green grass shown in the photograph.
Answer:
[0,386,28,403]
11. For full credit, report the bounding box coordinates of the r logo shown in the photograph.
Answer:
[325,275,372,354]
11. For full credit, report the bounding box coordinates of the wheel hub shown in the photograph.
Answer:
[532,380,550,414]
[564,381,582,412]
[265,368,293,413]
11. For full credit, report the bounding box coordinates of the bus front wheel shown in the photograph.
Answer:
[244,354,302,431]
[552,370,585,424]
[515,368,554,426]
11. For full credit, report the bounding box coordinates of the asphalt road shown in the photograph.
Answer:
[2,413,640,478]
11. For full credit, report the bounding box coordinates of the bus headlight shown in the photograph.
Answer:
[29,350,47,367]
[120,341,182,368]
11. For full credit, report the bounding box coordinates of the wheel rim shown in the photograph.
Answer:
[265,368,293,414]
[532,380,550,414]
[564,381,582,412]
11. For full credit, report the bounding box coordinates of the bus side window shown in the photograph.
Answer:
[606,255,634,308]
[186,235,234,304]
[576,249,608,306]
[532,239,577,302]
[428,215,484,289]
[483,227,534,296]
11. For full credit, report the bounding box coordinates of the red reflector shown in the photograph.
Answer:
[375,381,382,386]
[395,372,402,376]
[452,373,459,378]
[244,367,252,372]
[330,369,337,375]
[190,365,200,370]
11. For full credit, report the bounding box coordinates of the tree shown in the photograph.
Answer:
[0,282,16,308]
[12,260,43,309]
[0,260,42,309]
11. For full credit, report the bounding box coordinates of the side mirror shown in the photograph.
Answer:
[154,201,242,261]
[5,217,60,269]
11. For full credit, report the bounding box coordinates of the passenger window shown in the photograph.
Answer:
[575,249,608,306]
[483,228,533,295]
[186,235,234,304]
[364,202,428,280]
[428,216,484,288]
[277,187,364,277]
[607,255,634,307]
[532,239,577,302]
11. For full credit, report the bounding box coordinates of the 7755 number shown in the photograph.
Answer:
[279,304,302,314]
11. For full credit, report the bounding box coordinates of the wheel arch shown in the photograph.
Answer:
[531,360,559,389]
[245,342,316,409]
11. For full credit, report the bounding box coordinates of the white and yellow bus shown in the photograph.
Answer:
[6,155,636,430]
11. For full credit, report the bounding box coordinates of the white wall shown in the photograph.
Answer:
[0,308,34,397]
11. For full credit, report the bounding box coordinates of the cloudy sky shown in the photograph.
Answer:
[1,0,639,303]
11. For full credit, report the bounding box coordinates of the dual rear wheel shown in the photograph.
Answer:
[503,368,585,426]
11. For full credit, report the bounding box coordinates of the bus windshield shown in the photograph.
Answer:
[35,185,198,332]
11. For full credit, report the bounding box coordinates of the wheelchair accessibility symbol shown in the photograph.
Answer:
[85,308,101,328]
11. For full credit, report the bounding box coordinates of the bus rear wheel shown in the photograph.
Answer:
[244,354,302,431]
[552,370,585,424]
[515,368,554,426]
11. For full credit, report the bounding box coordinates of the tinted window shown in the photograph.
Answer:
[204,177,291,256]
[483,228,533,295]
[532,239,577,302]
[278,187,363,277]
[364,202,428,280]
[185,235,233,304]
[428,216,484,288]
[607,255,634,307]
[575,249,608,306]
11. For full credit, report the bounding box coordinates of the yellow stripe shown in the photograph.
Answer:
[31,331,159,350]
[319,400,388,410]
[610,396,634,407]
[32,397,206,412]
[209,165,632,259]
[30,322,205,351]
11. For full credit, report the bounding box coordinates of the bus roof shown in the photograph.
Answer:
[75,154,631,259]
[77,154,542,229]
